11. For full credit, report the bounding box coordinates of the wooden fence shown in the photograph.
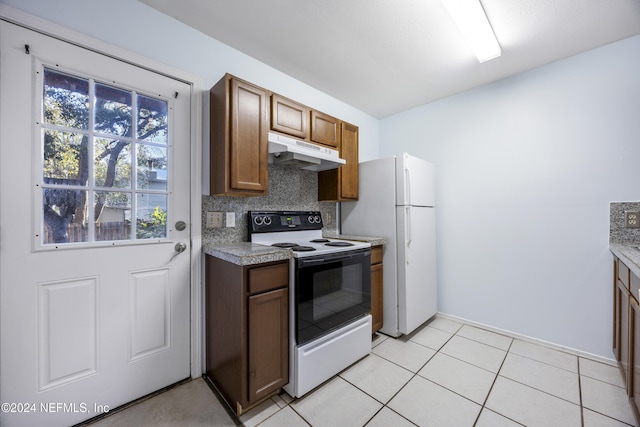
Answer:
[43,222,131,244]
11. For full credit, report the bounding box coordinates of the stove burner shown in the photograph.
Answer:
[310,239,330,243]
[292,246,316,252]
[325,241,354,247]
[272,242,298,248]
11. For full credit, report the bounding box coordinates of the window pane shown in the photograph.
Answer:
[43,130,88,183]
[94,83,132,137]
[43,189,88,244]
[43,69,89,129]
[95,191,131,241]
[137,95,168,144]
[137,145,167,190]
[136,194,167,239]
[94,138,131,189]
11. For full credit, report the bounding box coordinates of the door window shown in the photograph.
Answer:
[41,68,170,245]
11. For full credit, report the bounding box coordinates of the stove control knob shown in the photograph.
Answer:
[254,216,264,226]
[264,216,272,225]
[314,215,321,223]
[308,215,314,224]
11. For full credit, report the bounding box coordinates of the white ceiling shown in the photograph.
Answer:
[140,0,640,119]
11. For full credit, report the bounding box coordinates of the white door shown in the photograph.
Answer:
[396,206,437,334]
[0,22,191,427]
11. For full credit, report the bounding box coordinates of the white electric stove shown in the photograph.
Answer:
[249,211,372,397]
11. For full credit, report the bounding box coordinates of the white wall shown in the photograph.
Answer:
[380,35,640,358]
[0,0,380,192]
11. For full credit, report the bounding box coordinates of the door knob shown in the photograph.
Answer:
[169,242,187,262]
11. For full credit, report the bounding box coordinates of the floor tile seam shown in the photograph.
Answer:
[282,403,313,427]
[474,407,526,427]
[362,405,418,427]
[577,358,585,427]
[453,330,514,352]
[437,349,504,375]
[579,371,627,390]
[582,407,637,427]
[495,373,583,407]
[408,328,457,352]
[506,349,579,375]
[449,333,510,355]
[471,339,514,427]
[502,353,582,380]
[422,349,503,376]
[420,376,485,408]
[425,322,463,335]
[337,371,407,407]
[579,399,638,426]
[370,346,437,374]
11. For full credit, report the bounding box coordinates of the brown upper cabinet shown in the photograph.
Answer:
[318,121,359,201]
[210,74,269,196]
[271,94,309,140]
[311,110,341,148]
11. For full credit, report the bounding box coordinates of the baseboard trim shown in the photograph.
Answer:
[435,312,617,367]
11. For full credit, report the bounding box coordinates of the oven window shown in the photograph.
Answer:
[296,251,371,344]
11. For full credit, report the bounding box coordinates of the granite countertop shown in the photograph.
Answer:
[610,243,640,278]
[323,232,387,247]
[203,242,291,266]
[203,233,387,265]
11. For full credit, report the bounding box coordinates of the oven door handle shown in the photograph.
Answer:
[297,249,371,267]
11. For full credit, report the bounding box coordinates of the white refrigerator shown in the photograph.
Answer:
[341,153,436,337]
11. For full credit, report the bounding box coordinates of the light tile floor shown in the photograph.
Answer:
[88,316,637,427]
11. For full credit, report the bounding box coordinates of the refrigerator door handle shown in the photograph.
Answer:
[405,163,411,206]
[405,206,411,264]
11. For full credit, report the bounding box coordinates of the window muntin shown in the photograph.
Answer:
[41,68,170,246]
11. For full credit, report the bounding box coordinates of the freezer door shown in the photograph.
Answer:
[395,153,435,207]
[396,205,437,334]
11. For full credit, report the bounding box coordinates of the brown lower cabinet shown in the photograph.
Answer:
[205,256,289,415]
[613,256,640,423]
[371,245,383,334]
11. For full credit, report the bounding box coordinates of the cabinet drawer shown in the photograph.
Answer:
[620,260,630,290]
[371,246,383,265]
[248,262,289,295]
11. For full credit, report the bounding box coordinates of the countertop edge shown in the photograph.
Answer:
[610,244,640,278]
[203,242,291,266]
[323,233,387,247]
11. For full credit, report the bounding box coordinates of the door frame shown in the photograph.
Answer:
[0,4,204,378]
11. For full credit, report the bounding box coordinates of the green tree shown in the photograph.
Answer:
[43,69,168,243]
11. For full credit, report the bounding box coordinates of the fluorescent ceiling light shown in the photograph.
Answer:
[441,0,501,63]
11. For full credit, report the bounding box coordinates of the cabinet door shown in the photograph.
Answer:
[371,262,383,334]
[631,297,640,417]
[318,121,359,201]
[617,279,631,389]
[339,122,359,200]
[230,78,268,193]
[271,94,309,139]
[248,287,288,403]
[311,110,340,148]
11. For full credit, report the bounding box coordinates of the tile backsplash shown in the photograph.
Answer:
[610,201,640,244]
[202,164,337,245]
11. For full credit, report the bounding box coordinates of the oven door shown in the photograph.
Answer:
[295,248,371,345]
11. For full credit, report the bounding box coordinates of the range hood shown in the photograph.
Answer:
[268,132,346,171]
